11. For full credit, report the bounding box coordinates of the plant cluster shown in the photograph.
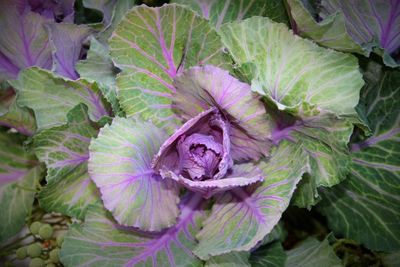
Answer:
[0,0,399,267]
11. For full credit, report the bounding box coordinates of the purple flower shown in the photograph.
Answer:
[152,65,273,198]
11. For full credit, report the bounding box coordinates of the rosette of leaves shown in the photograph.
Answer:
[57,4,365,266]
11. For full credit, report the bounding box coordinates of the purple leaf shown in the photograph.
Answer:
[153,107,232,181]
[89,117,180,231]
[320,0,400,66]
[22,0,75,22]
[173,65,273,160]
[109,4,229,133]
[194,141,309,259]
[60,193,204,267]
[161,163,264,199]
[0,4,52,80]
[47,23,92,79]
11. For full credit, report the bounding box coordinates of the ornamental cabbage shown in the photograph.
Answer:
[1,2,399,267]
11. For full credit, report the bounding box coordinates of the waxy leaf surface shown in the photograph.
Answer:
[60,194,204,267]
[34,105,101,219]
[109,4,229,133]
[89,117,180,231]
[172,0,288,28]
[220,16,364,118]
[15,68,110,130]
[194,141,309,259]
[318,63,400,251]
[0,132,41,243]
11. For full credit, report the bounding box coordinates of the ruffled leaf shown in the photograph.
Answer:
[76,37,120,112]
[83,0,138,42]
[46,23,92,79]
[0,87,36,136]
[33,104,101,219]
[0,4,52,80]
[109,4,229,133]
[288,115,353,207]
[0,132,42,244]
[173,65,272,160]
[318,63,400,251]
[162,163,264,199]
[172,0,288,28]
[285,0,364,54]
[194,141,309,259]
[14,68,110,130]
[319,0,400,67]
[60,193,204,267]
[220,16,364,118]
[89,117,180,231]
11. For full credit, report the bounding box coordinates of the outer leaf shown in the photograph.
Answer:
[89,117,180,231]
[205,252,250,267]
[0,87,36,136]
[0,5,51,80]
[60,193,204,267]
[33,105,101,219]
[285,0,364,54]
[38,163,100,219]
[0,132,41,243]
[173,65,272,159]
[109,4,229,133]
[220,16,364,118]
[76,37,120,112]
[285,237,342,267]
[83,0,138,42]
[288,115,353,207]
[194,141,309,259]
[250,242,286,267]
[318,63,400,251]
[172,0,288,28]
[83,0,117,26]
[46,23,92,79]
[320,0,400,67]
[15,67,110,130]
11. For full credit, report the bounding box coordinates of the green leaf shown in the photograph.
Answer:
[109,4,229,133]
[250,242,286,267]
[60,194,204,267]
[0,88,36,136]
[318,63,400,251]
[220,16,364,118]
[76,37,120,113]
[172,0,288,28]
[285,0,364,54]
[290,115,353,208]
[205,252,250,267]
[382,250,400,267]
[89,117,180,231]
[83,0,138,42]
[194,141,309,259]
[261,222,287,246]
[14,68,110,130]
[33,105,101,219]
[0,132,42,244]
[285,237,342,267]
